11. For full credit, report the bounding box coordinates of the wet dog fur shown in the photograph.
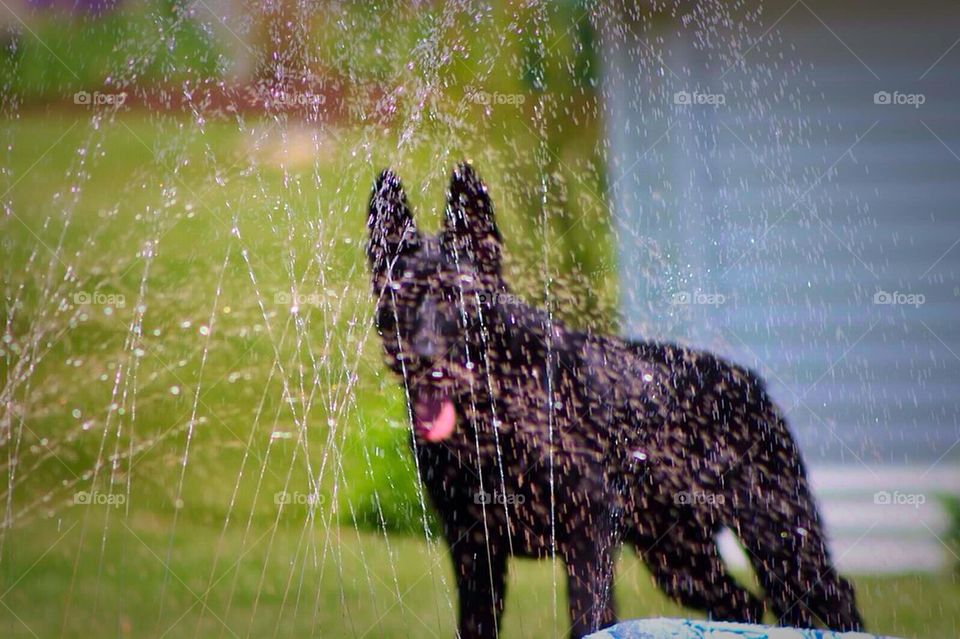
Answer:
[366,163,862,638]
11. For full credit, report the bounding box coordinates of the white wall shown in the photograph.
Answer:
[599,0,960,570]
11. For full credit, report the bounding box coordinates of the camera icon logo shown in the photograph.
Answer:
[671,291,691,305]
[471,90,491,106]
[74,91,91,105]
[673,91,691,105]
[474,490,491,505]
[873,91,891,105]
[873,490,892,505]
[673,491,691,505]
[74,291,92,304]
[873,290,892,304]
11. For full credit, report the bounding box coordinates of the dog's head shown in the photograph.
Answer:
[366,162,504,442]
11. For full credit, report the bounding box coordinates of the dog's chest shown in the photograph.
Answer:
[415,413,622,554]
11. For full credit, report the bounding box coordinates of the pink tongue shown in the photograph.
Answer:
[414,395,456,442]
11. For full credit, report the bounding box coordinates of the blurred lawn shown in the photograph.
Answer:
[0,513,956,638]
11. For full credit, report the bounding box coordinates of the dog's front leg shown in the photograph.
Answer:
[564,543,617,639]
[450,537,507,639]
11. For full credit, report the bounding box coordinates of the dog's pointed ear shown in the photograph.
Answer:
[367,169,419,292]
[441,162,502,277]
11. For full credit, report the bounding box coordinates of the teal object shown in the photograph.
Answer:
[587,618,893,639]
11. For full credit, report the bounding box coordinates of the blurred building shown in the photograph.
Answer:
[600,0,960,572]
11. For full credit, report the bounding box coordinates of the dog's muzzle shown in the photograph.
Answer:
[412,385,456,442]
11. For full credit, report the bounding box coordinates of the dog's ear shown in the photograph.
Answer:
[367,169,419,292]
[441,162,502,277]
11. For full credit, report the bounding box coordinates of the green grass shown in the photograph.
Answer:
[0,513,957,638]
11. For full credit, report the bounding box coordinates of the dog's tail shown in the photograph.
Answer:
[733,380,864,631]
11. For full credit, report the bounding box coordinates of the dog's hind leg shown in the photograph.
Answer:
[731,397,863,631]
[735,488,863,631]
[634,517,763,623]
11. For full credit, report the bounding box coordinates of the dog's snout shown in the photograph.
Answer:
[413,332,438,358]
[413,296,440,358]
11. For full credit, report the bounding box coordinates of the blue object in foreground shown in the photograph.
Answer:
[587,618,895,639]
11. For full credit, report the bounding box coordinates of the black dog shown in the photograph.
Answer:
[366,163,862,638]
